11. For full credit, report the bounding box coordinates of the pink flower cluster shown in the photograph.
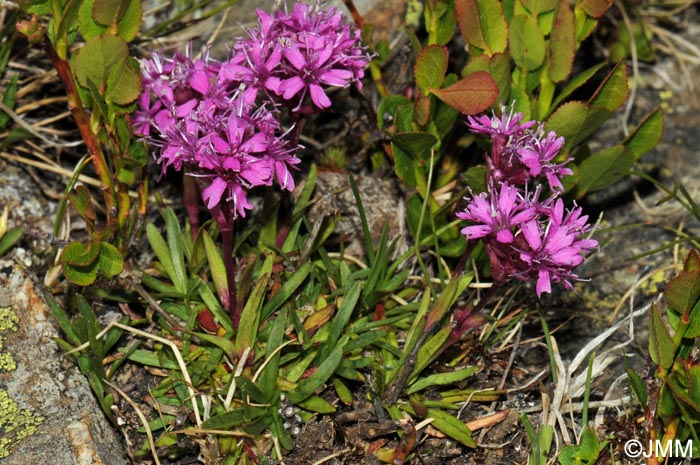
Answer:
[222,1,370,111]
[132,2,370,217]
[458,106,597,296]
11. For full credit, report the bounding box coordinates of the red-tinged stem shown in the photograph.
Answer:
[183,176,200,241]
[210,203,240,328]
[43,36,117,228]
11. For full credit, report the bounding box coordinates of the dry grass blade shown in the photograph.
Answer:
[65,321,202,426]
[103,379,162,465]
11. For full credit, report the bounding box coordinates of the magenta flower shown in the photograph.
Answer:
[133,44,300,220]
[457,183,537,244]
[459,104,597,296]
[220,1,371,111]
[517,199,598,296]
[467,104,572,190]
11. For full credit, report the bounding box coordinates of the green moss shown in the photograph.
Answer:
[0,306,44,458]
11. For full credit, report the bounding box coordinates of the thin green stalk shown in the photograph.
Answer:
[414,149,438,296]
[540,314,558,385]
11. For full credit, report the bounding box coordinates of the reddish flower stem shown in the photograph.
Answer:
[210,203,240,329]
[43,36,117,227]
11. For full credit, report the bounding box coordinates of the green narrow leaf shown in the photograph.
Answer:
[202,229,228,305]
[297,395,336,413]
[332,377,353,405]
[649,303,674,372]
[44,292,81,346]
[0,75,19,128]
[165,207,188,293]
[319,282,362,362]
[261,263,311,320]
[287,345,343,404]
[260,309,288,400]
[426,408,475,447]
[664,271,700,315]
[545,100,610,149]
[406,366,479,394]
[146,223,181,292]
[349,175,376,264]
[0,226,23,256]
[234,255,273,356]
[685,250,700,272]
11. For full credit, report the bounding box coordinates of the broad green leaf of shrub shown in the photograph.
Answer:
[545,101,610,149]
[79,0,142,41]
[392,144,417,187]
[547,2,575,83]
[509,15,546,71]
[68,184,96,223]
[63,261,99,286]
[580,0,612,18]
[626,367,648,407]
[520,0,558,15]
[573,12,595,45]
[424,0,456,45]
[377,95,411,128]
[665,271,700,315]
[97,241,123,278]
[558,427,602,465]
[391,132,438,161]
[588,60,628,112]
[415,45,448,95]
[685,249,700,272]
[455,0,507,56]
[575,145,635,198]
[463,53,511,104]
[63,240,101,267]
[16,0,51,15]
[622,107,664,160]
[649,303,674,372]
[667,365,700,416]
[429,71,498,115]
[73,35,140,105]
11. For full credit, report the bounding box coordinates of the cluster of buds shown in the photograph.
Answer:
[133,1,371,218]
[458,106,598,296]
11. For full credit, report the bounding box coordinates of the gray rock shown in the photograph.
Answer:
[0,261,129,465]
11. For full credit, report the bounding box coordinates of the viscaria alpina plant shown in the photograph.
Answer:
[459,105,598,296]
[132,2,371,326]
